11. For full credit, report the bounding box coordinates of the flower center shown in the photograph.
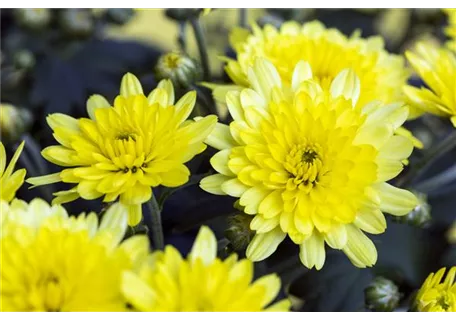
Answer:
[38,274,64,311]
[437,292,453,311]
[285,143,327,192]
[163,53,182,69]
[115,132,137,141]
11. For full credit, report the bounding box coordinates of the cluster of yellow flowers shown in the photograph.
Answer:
[1,18,456,312]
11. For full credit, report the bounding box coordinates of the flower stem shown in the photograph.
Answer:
[145,194,164,250]
[397,130,456,188]
[190,17,210,81]
[239,8,247,27]
[178,21,187,53]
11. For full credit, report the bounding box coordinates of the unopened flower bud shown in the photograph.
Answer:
[365,277,401,312]
[155,52,202,88]
[165,9,205,22]
[14,9,51,30]
[225,213,254,252]
[393,191,431,227]
[447,221,456,244]
[59,9,94,38]
[106,9,135,25]
[14,50,35,71]
[0,103,33,143]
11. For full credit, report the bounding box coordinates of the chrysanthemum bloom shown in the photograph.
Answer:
[201,59,418,270]
[122,226,290,311]
[403,42,456,127]
[0,201,149,311]
[0,141,26,202]
[414,266,456,312]
[444,9,456,51]
[27,73,217,225]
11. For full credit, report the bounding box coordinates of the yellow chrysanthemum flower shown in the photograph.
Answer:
[27,73,217,226]
[444,9,456,51]
[415,266,456,312]
[403,42,456,127]
[0,141,26,202]
[217,20,409,112]
[201,59,418,270]
[122,226,290,311]
[0,200,149,311]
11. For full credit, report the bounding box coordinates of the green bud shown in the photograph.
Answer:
[59,9,94,38]
[365,277,401,312]
[225,213,254,252]
[0,103,33,143]
[14,50,35,71]
[14,9,51,30]
[106,9,135,25]
[393,191,431,228]
[165,9,204,21]
[155,52,202,88]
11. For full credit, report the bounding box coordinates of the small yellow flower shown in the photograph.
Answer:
[0,140,26,202]
[27,73,217,226]
[444,9,456,51]
[403,42,456,127]
[122,226,291,311]
[0,201,149,311]
[415,266,456,312]
[201,59,418,270]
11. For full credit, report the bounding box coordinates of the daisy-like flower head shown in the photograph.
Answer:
[122,226,290,311]
[444,9,456,51]
[403,42,456,127]
[217,20,409,113]
[27,73,217,226]
[415,266,456,312]
[0,141,26,202]
[201,58,418,270]
[0,200,149,311]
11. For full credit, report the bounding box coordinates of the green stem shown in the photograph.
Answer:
[190,17,210,81]
[397,130,456,188]
[178,21,187,53]
[239,8,247,28]
[145,194,164,250]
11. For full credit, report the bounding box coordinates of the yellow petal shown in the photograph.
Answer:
[354,208,386,234]
[330,68,360,106]
[199,174,230,195]
[0,142,6,176]
[189,226,217,265]
[299,232,326,270]
[375,182,418,216]
[120,73,143,97]
[324,224,347,249]
[292,61,313,91]
[99,202,128,243]
[126,204,142,226]
[157,79,175,105]
[174,91,196,124]
[205,123,237,150]
[252,274,281,307]
[221,178,249,197]
[343,225,377,268]
[122,271,156,311]
[26,172,62,187]
[159,165,190,187]
[86,94,110,120]
[210,149,233,176]
[179,115,218,145]
[3,141,25,180]
[247,58,282,101]
[246,227,286,261]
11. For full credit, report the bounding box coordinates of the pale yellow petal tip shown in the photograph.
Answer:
[451,116,456,128]
[190,225,217,265]
[330,68,361,106]
[86,94,110,120]
[120,72,144,98]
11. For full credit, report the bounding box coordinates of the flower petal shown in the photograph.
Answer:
[246,227,286,261]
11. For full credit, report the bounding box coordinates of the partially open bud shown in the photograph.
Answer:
[59,9,94,38]
[393,191,431,228]
[155,52,202,88]
[365,276,401,312]
[0,103,33,143]
[14,9,51,30]
[225,212,254,252]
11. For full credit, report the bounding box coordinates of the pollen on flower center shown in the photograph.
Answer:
[437,294,452,311]
[115,132,137,141]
